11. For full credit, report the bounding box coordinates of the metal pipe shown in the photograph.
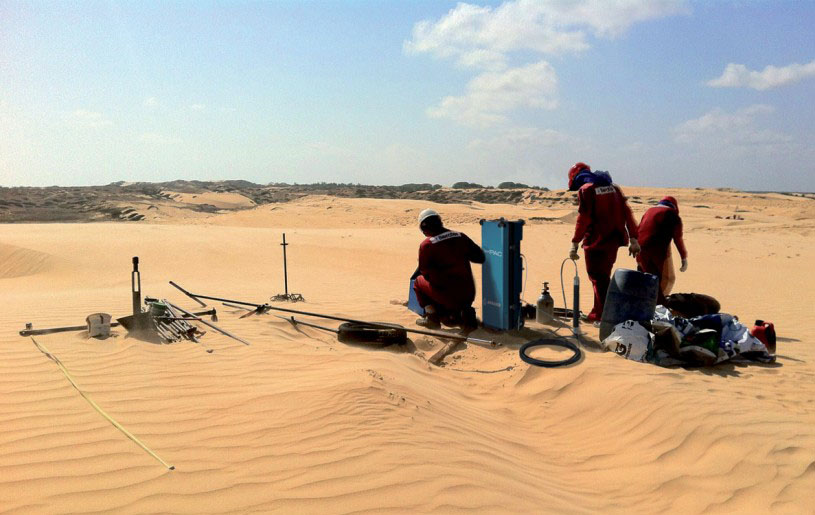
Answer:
[20,309,216,338]
[166,301,251,346]
[171,281,260,308]
[169,281,209,307]
[281,233,289,296]
[132,257,142,316]
[275,315,339,334]
[573,272,580,331]
[163,304,195,341]
[169,282,496,346]
[20,322,122,337]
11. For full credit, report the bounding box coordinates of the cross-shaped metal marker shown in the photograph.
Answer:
[281,233,289,296]
[272,233,304,302]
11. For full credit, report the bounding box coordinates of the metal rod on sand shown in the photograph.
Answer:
[170,281,496,346]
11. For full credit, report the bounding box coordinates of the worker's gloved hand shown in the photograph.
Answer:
[569,242,580,261]
[628,238,641,257]
[680,258,688,272]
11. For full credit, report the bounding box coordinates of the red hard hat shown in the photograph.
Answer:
[662,196,679,212]
[568,162,590,189]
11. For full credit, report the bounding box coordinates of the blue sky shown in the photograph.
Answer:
[1,0,813,191]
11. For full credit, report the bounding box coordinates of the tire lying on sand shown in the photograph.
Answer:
[664,293,721,318]
[337,322,407,346]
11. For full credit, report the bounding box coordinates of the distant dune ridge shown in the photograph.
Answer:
[4,180,811,225]
[0,186,813,513]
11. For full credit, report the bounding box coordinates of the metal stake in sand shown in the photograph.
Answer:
[271,233,305,302]
[282,233,289,296]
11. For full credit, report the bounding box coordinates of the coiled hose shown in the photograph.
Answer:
[519,338,581,367]
[519,258,583,368]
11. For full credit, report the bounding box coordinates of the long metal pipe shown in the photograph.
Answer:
[274,315,339,334]
[166,301,251,346]
[170,281,496,346]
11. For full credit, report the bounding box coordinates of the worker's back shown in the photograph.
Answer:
[639,204,680,250]
[577,183,635,249]
[418,229,483,303]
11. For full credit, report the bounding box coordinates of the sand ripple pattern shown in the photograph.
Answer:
[1,191,813,513]
[0,244,54,279]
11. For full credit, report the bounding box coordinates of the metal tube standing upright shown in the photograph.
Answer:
[281,233,288,296]
[132,257,141,316]
[573,273,580,331]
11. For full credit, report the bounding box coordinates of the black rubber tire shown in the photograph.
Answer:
[519,338,581,368]
[664,293,721,318]
[338,322,407,346]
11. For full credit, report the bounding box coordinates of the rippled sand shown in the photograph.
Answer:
[1,189,813,513]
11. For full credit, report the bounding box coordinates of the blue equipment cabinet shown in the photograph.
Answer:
[480,218,525,331]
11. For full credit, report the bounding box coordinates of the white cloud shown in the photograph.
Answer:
[707,60,815,90]
[407,0,688,128]
[189,104,206,111]
[458,49,508,71]
[143,97,159,107]
[405,0,688,69]
[404,2,586,68]
[674,104,792,148]
[428,61,558,127]
[66,109,113,129]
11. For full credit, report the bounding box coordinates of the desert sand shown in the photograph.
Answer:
[1,188,813,513]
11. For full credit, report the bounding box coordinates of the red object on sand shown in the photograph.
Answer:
[751,320,776,354]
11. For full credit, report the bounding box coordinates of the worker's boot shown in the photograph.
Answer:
[460,307,479,330]
[416,305,441,329]
[416,317,441,329]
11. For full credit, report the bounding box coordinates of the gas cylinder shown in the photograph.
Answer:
[751,320,776,354]
[536,282,555,325]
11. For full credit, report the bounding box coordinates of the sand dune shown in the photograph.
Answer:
[163,191,257,210]
[0,188,813,513]
[0,243,55,279]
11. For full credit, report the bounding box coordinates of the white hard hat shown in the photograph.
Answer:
[418,208,440,225]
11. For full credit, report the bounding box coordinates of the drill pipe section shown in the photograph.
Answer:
[170,281,497,347]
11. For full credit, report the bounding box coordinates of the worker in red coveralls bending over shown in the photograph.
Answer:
[568,162,640,322]
[412,209,485,330]
[636,196,688,305]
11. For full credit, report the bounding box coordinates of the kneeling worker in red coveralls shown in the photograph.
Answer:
[567,162,640,322]
[412,209,485,329]
[636,196,688,305]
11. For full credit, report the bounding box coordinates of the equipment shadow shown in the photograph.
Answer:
[682,359,783,378]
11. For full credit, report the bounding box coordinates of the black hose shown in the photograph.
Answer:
[519,338,581,368]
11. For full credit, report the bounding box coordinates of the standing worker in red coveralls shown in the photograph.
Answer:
[567,162,640,322]
[636,196,688,305]
[412,209,485,330]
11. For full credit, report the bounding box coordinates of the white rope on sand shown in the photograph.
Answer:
[30,337,174,470]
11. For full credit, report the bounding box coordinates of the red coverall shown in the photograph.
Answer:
[636,201,687,305]
[413,230,484,313]
[572,183,639,320]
